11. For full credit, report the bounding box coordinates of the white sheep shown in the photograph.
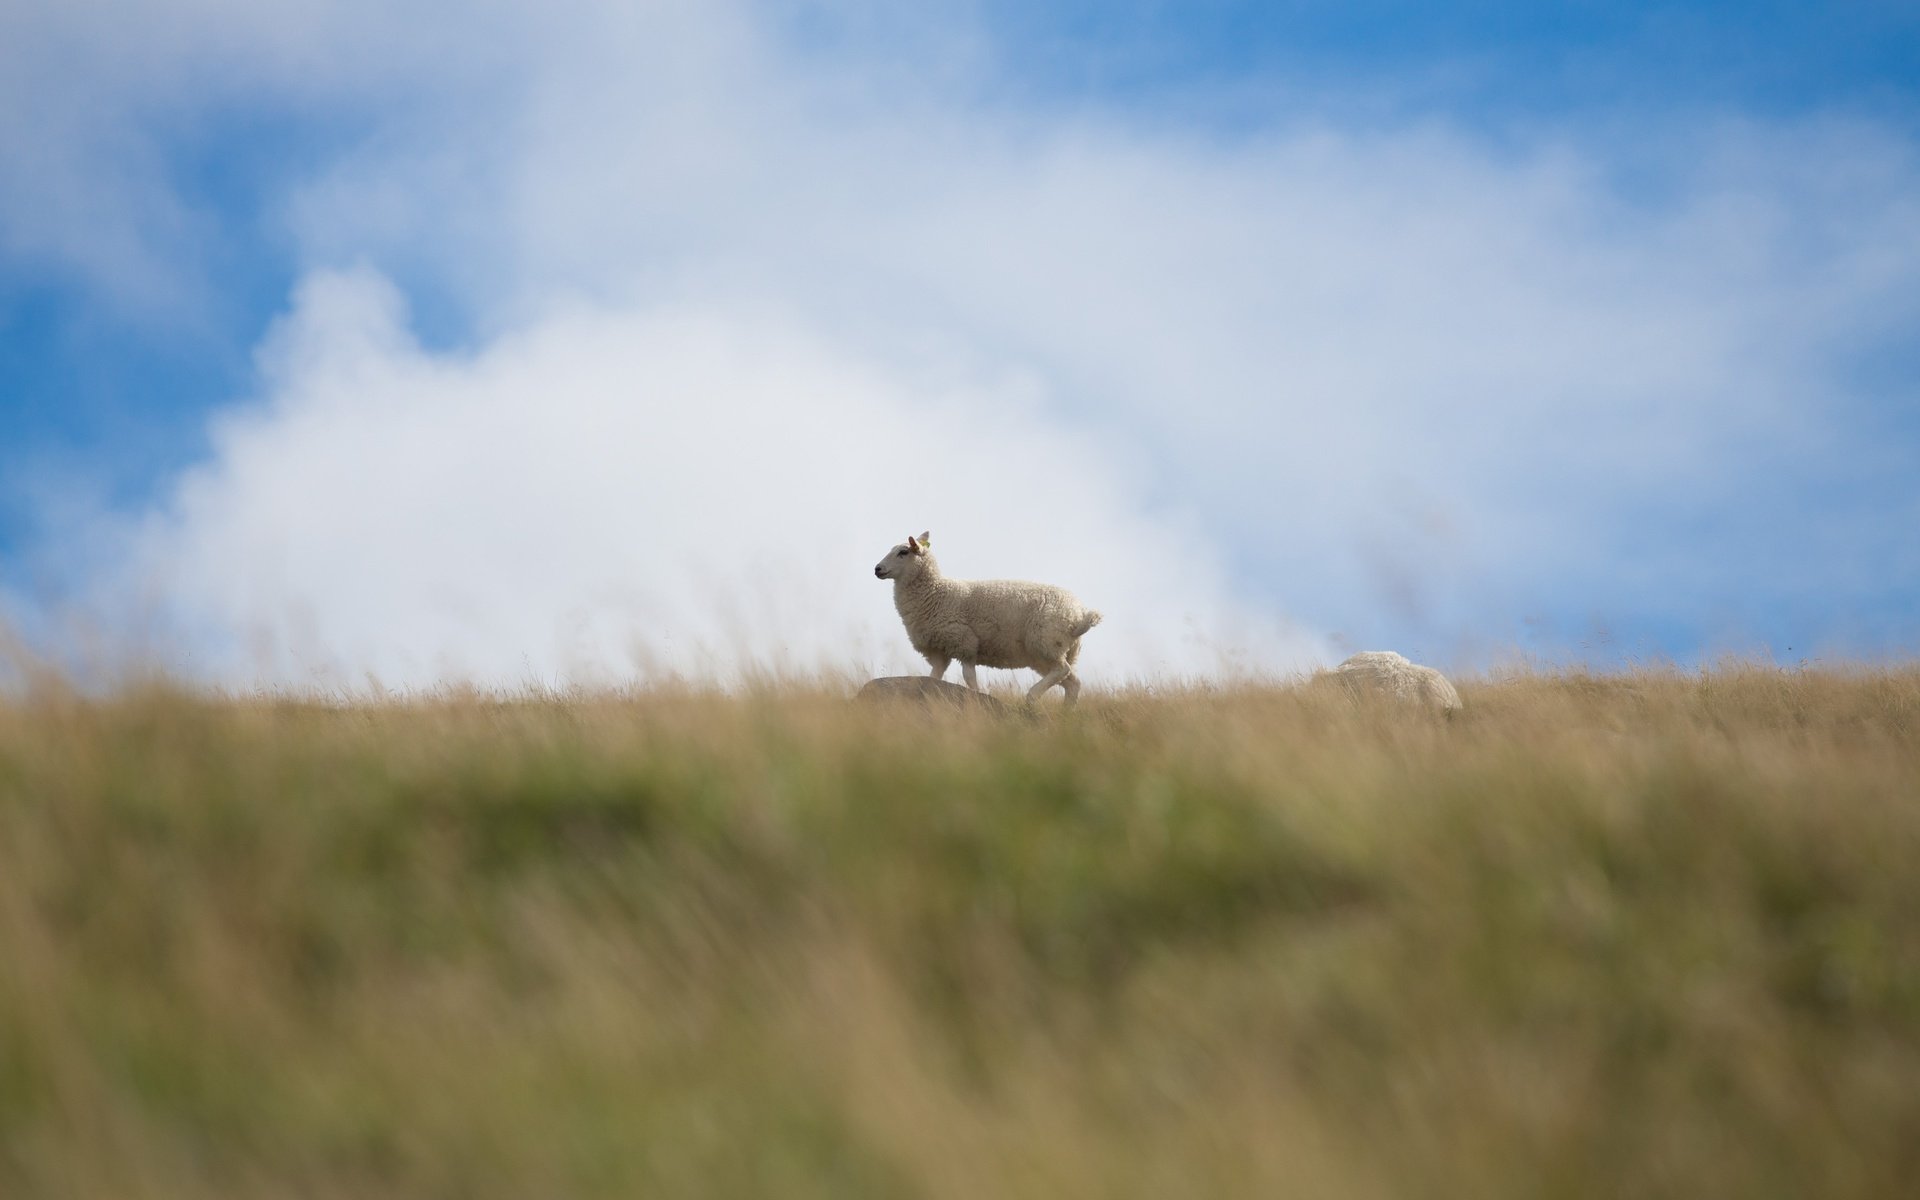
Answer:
[1324,650,1463,713]
[873,531,1102,704]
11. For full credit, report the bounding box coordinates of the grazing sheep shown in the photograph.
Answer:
[1326,650,1463,713]
[873,532,1102,704]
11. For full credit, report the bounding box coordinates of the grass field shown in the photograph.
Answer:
[2,666,1918,1198]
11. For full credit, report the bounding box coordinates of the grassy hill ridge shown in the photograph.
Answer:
[2,667,1917,1197]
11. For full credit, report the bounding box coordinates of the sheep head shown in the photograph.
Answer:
[873,532,934,581]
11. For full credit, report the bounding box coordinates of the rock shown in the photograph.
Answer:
[855,676,1012,715]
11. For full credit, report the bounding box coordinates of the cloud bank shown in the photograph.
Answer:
[9,0,1920,684]
[132,267,1308,685]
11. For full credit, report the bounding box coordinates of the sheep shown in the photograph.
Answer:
[873,531,1102,704]
[1323,650,1463,713]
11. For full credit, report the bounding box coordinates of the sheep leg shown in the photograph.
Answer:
[926,654,951,681]
[961,661,981,691]
[1060,670,1081,704]
[1027,660,1072,703]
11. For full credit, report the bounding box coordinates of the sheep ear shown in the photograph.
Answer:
[918,530,931,548]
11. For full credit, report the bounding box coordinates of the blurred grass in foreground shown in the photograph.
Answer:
[2,666,1918,1198]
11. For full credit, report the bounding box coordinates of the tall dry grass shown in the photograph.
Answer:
[1,666,1917,1198]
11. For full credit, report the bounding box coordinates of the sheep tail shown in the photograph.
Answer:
[1072,610,1103,638]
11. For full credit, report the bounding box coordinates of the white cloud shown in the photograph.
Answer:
[13,0,1920,681]
[130,267,1317,687]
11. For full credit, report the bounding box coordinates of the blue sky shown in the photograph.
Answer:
[2,0,1917,684]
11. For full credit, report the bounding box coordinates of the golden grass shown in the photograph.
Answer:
[1,666,1917,1198]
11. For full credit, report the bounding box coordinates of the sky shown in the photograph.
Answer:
[2,0,1917,688]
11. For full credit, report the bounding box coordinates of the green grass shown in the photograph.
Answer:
[2,667,1918,1198]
